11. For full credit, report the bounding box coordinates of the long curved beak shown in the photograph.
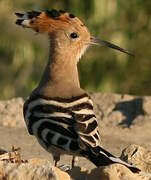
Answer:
[90,37,134,56]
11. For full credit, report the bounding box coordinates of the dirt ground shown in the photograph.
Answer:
[1,94,151,170]
[1,124,151,170]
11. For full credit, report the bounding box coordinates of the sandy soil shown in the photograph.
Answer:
[1,124,151,170]
[1,94,151,170]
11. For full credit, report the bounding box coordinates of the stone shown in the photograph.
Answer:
[68,167,88,180]
[68,164,151,180]
[87,164,149,180]
[0,158,71,180]
[90,93,146,127]
[103,111,125,127]
[0,149,71,180]
[121,144,151,173]
[142,97,151,116]
[0,98,24,127]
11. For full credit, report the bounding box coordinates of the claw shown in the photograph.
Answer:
[58,164,71,171]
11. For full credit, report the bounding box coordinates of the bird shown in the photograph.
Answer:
[15,9,140,173]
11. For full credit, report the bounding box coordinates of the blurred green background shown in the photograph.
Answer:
[0,0,151,99]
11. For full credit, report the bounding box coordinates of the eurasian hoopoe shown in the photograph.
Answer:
[15,9,140,173]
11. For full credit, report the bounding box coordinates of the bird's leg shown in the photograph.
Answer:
[53,154,70,171]
[58,156,78,171]
[53,155,60,167]
[71,156,78,168]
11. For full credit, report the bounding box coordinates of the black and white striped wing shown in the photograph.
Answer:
[23,95,84,153]
[23,93,101,154]
[71,95,101,149]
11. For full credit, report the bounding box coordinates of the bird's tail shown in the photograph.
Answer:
[83,146,140,173]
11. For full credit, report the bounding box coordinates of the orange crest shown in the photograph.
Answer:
[16,9,87,34]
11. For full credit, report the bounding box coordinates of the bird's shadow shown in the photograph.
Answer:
[113,97,144,127]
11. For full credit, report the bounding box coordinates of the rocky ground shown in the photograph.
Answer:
[0,93,151,179]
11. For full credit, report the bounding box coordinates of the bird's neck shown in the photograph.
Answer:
[36,39,81,97]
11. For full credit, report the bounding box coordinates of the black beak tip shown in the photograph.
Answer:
[127,51,135,57]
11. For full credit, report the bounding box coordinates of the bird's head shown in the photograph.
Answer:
[15,9,133,60]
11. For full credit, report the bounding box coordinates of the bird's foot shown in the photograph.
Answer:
[58,164,71,171]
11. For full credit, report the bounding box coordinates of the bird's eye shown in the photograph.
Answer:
[70,32,78,39]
